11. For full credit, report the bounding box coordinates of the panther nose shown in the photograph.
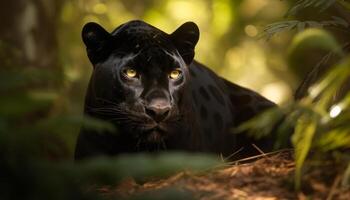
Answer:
[145,99,171,122]
[145,107,170,122]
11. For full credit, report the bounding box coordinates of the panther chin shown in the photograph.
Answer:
[143,126,167,143]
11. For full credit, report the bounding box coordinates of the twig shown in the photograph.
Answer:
[326,174,341,200]
[227,148,293,165]
[252,143,267,158]
[223,147,244,162]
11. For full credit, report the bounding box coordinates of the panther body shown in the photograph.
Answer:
[75,20,276,160]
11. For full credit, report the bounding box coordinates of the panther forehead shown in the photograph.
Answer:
[111,20,175,53]
[112,20,162,36]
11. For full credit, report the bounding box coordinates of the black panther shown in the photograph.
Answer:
[74,20,276,160]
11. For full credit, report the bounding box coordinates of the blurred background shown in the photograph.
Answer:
[1,0,349,159]
[60,0,293,104]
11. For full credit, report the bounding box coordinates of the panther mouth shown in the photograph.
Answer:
[144,125,166,142]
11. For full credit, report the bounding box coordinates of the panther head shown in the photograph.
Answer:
[82,20,200,144]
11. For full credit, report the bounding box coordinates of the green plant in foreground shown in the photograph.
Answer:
[249,0,350,190]
[0,152,220,200]
[238,57,350,190]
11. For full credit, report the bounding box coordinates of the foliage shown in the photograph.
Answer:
[238,57,350,189]
[1,152,218,200]
[0,67,116,160]
[241,0,350,190]
[261,17,349,40]
[285,0,337,16]
[261,0,349,40]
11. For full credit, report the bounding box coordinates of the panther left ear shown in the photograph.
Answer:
[82,22,112,64]
[170,22,200,65]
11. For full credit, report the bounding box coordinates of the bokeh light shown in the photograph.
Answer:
[244,25,258,37]
[329,105,342,118]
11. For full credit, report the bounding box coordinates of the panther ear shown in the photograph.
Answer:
[170,22,200,65]
[82,22,112,64]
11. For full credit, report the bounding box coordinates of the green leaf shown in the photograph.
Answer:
[234,106,286,139]
[337,0,350,10]
[0,92,56,118]
[292,115,317,190]
[342,163,350,188]
[67,152,221,184]
[297,22,306,32]
[316,129,350,151]
[331,16,349,27]
[37,115,116,134]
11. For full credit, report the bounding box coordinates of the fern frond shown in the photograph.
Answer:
[286,0,337,16]
[260,17,349,40]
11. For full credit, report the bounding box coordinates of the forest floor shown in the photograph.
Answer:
[99,150,350,200]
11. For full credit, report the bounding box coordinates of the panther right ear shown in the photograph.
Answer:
[82,22,112,64]
[170,22,200,65]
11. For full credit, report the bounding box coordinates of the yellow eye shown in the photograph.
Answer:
[169,69,181,79]
[124,68,137,78]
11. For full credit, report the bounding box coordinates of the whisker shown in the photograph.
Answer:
[95,97,120,106]
[136,138,142,151]
[161,139,167,150]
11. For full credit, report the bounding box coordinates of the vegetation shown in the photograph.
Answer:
[242,0,350,191]
[0,0,349,199]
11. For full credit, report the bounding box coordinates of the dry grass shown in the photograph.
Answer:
[98,150,350,200]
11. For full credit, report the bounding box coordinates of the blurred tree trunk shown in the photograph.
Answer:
[0,0,68,160]
[0,0,64,84]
